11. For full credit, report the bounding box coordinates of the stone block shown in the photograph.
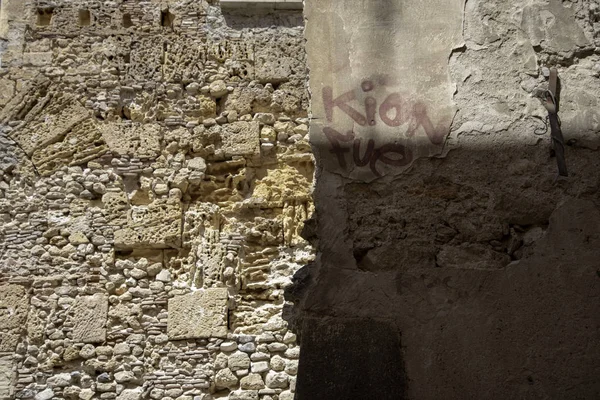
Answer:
[114,199,182,249]
[9,95,90,156]
[116,388,142,400]
[100,123,162,158]
[220,121,260,157]
[255,36,306,84]
[167,288,229,340]
[0,356,13,399]
[0,79,15,107]
[71,294,108,344]
[228,390,259,400]
[31,118,108,176]
[0,285,29,352]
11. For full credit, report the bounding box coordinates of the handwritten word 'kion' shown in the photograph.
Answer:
[321,81,448,176]
[322,82,446,145]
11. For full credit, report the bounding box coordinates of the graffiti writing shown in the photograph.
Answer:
[322,80,448,176]
[323,127,412,177]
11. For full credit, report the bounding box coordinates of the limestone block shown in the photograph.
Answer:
[116,388,142,400]
[9,94,90,156]
[167,288,228,340]
[209,80,228,98]
[214,368,238,389]
[255,36,306,84]
[163,40,206,83]
[0,285,29,352]
[70,294,108,344]
[0,79,15,107]
[114,199,182,249]
[228,351,251,371]
[34,388,54,400]
[128,37,164,82]
[220,121,260,157]
[31,118,108,176]
[252,166,312,205]
[0,356,13,399]
[102,192,129,226]
[265,371,289,389]
[100,123,162,158]
[22,52,52,67]
[240,373,265,390]
[520,0,590,54]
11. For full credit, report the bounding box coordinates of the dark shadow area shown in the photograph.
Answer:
[285,139,600,399]
[296,317,407,400]
[222,9,303,30]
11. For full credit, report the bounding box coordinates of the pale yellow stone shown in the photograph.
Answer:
[167,289,229,340]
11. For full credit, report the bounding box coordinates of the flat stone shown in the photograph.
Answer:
[167,289,229,340]
[220,341,238,352]
[70,293,108,344]
[228,351,251,371]
[34,389,54,400]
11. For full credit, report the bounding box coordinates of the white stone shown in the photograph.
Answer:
[220,341,237,352]
[156,269,172,282]
[265,371,289,389]
[35,389,54,400]
[251,361,269,374]
[214,368,238,389]
[116,388,143,400]
[228,351,251,371]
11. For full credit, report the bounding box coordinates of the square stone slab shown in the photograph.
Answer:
[71,294,108,344]
[168,288,229,340]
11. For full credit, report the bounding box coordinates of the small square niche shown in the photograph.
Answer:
[122,13,134,28]
[78,9,91,26]
[161,9,175,28]
[36,8,54,26]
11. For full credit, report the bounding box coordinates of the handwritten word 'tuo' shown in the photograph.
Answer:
[323,127,413,177]
[322,83,446,145]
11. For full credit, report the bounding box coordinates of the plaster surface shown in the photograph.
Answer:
[292,0,600,398]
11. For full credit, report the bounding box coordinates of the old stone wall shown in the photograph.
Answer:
[292,0,600,399]
[0,1,311,400]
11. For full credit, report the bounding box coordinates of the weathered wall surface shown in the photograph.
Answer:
[0,1,311,400]
[291,0,600,399]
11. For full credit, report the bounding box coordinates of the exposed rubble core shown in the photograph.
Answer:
[0,1,311,400]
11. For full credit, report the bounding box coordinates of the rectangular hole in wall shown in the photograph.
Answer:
[123,13,133,28]
[161,9,175,28]
[78,9,91,26]
[36,8,54,26]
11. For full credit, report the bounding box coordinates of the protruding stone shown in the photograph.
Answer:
[215,368,238,389]
[228,351,251,371]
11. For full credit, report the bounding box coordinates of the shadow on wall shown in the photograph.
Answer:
[283,139,600,399]
[221,9,303,30]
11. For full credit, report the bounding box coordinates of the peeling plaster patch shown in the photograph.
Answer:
[306,0,464,180]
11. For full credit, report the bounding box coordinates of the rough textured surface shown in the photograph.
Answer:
[296,318,405,400]
[307,0,464,180]
[0,1,311,399]
[71,294,109,344]
[0,356,13,399]
[168,289,229,340]
[290,0,600,399]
